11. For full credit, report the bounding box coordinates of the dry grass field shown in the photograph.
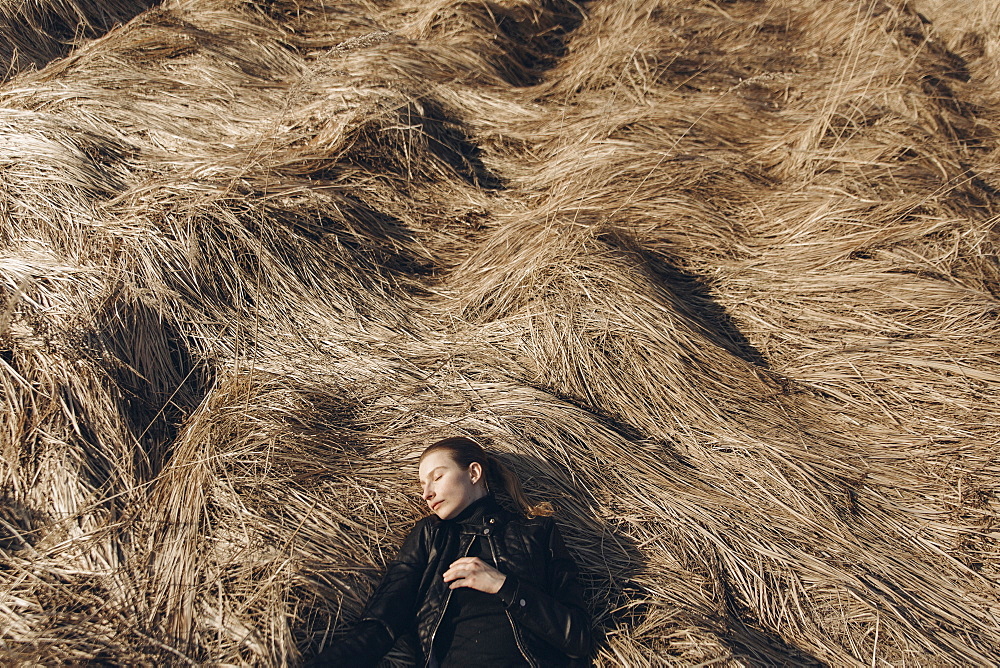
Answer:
[2,0,1000,664]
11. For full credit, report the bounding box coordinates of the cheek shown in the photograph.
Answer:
[444,479,469,502]
[450,480,472,500]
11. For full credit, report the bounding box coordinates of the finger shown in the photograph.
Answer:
[443,567,468,581]
[447,570,471,586]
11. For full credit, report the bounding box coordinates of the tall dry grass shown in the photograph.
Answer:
[1,0,1000,665]
[0,0,156,80]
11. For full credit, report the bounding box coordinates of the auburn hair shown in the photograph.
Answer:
[420,437,554,518]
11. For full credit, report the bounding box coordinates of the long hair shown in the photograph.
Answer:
[420,437,554,518]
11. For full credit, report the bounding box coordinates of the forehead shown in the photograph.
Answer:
[418,449,456,476]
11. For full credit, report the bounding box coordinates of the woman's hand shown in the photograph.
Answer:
[442,557,507,594]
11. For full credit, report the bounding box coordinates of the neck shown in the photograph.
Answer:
[451,492,493,523]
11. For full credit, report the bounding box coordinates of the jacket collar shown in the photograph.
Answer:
[450,494,509,535]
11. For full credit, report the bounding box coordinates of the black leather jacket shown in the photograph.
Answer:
[312,496,591,667]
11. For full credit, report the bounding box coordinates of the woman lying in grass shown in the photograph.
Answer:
[312,436,592,667]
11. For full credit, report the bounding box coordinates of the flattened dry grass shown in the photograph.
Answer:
[1,0,1000,665]
[0,0,156,80]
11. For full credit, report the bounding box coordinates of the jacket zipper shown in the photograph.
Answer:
[487,533,536,668]
[426,536,474,667]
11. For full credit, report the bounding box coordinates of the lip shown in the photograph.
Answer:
[430,500,443,511]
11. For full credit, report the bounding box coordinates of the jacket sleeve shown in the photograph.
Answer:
[496,519,592,659]
[307,620,392,667]
[310,519,430,667]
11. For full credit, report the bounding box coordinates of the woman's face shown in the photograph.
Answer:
[418,449,485,520]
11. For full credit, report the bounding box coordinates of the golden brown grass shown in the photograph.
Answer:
[1,0,1000,664]
[0,0,156,80]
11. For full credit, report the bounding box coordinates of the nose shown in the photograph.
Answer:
[422,483,433,501]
